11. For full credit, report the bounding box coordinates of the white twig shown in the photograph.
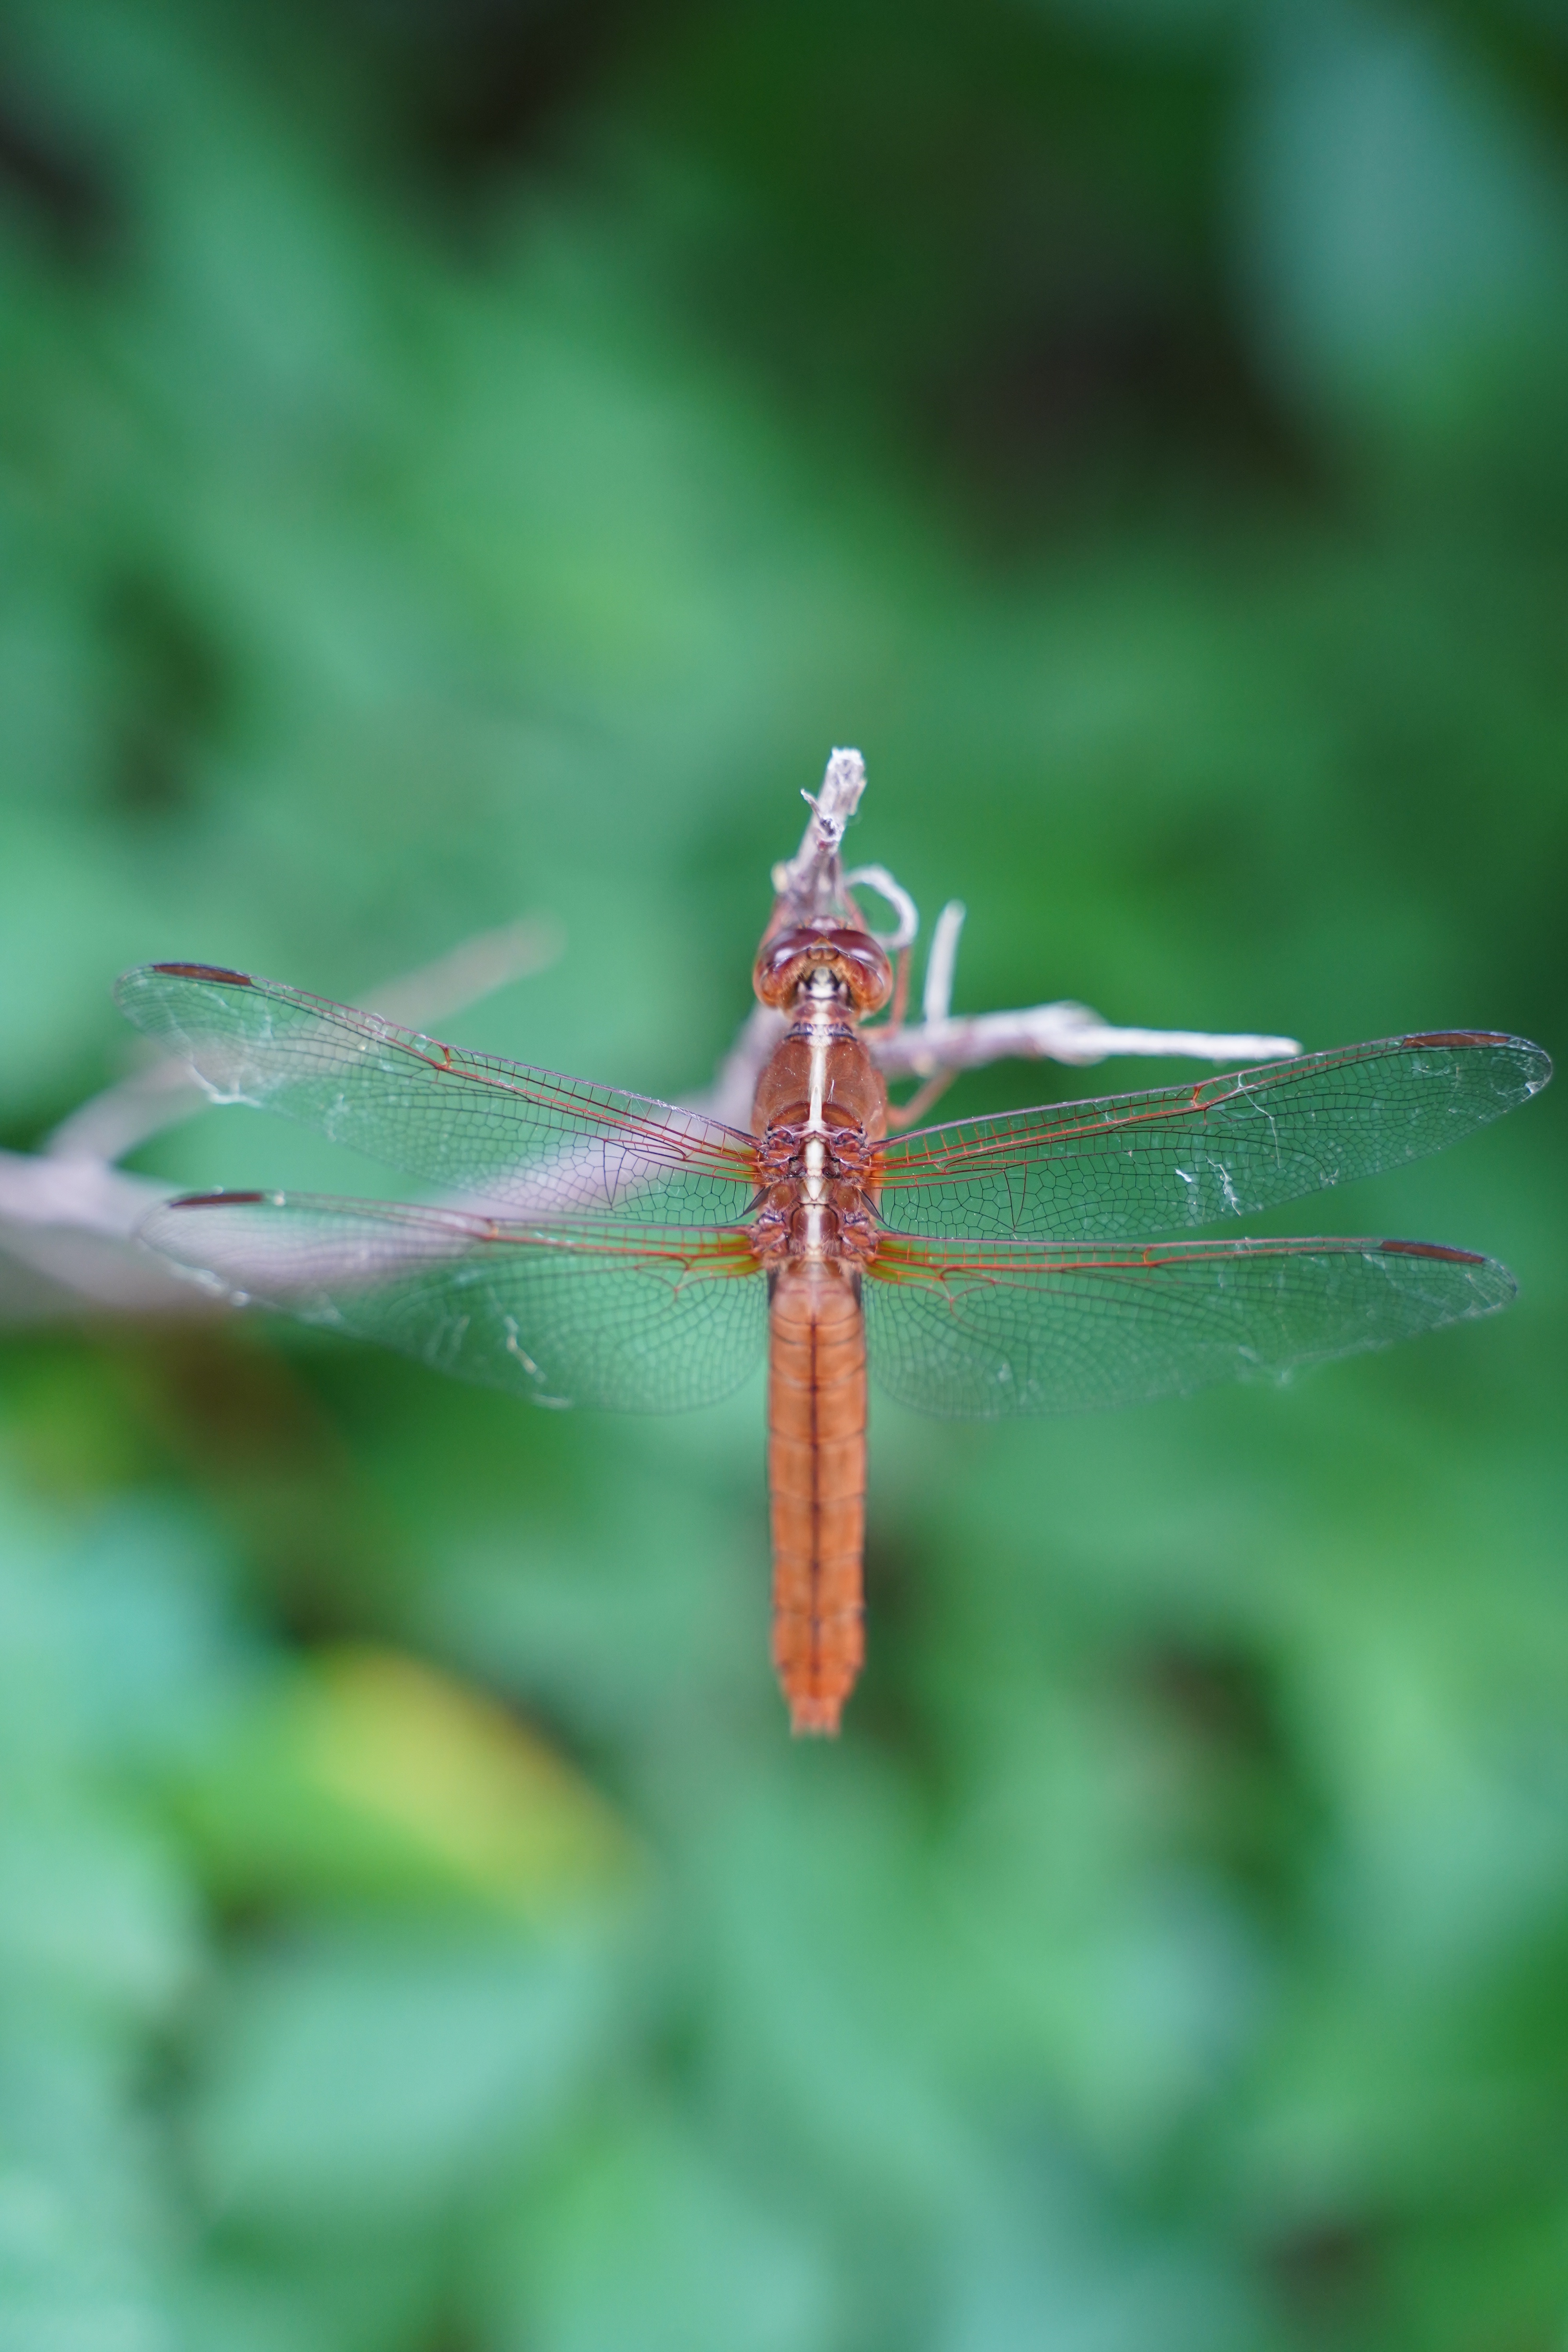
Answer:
[0,1147,176,1241]
[702,756,1303,1120]
[44,1055,210,1169]
[770,748,866,908]
[4,912,564,1323]
[698,991,1302,1126]
[358,911,563,1031]
[921,900,966,1031]
[842,865,918,951]
[0,1149,208,1318]
[871,1001,1302,1079]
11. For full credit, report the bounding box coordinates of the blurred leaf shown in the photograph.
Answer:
[193,1921,617,2228]
[477,2101,838,2352]
[0,0,1564,2343]
[172,1643,638,1918]
[1235,2,1568,457]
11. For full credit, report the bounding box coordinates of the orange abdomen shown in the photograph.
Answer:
[767,1261,867,1735]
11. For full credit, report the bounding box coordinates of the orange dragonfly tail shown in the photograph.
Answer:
[767,1260,867,1735]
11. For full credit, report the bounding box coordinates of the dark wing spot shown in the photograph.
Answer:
[169,1190,272,1208]
[1378,1239,1486,1265]
[151,962,254,985]
[1400,1030,1509,1050]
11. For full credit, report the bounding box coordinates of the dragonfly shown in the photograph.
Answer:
[116,791,1550,1736]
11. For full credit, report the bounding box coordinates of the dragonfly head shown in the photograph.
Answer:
[753,924,894,1015]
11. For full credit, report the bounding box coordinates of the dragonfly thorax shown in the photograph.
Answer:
[750,960,887,1274]
[753,1033,887,1148]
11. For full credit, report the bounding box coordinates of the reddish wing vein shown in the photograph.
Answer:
[120,978,1544,1420]
[142,1191,765,1412]
[115,964,759,1225]
[877,1033,1550,1242]
[864,1230,1514,1416]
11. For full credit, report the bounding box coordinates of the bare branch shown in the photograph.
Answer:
[359,911,563,1031]
[44,1056,210,1170]
[842,865,918,951]
[0,1147,173,1242]
[920,901,966,1031]
[699,981,1299,1130]
[0,1148,209,1319]
[768,748,867,927]
[6,912,564,1323]
[871,1002,1303,1079]
[700,755,1303,1120]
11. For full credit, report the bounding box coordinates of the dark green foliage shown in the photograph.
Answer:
[0,2,1564,2345]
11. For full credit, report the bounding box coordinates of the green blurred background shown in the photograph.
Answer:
[0,2,1564,2345]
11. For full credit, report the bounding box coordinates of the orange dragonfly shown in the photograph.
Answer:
[116,798,1549,1735]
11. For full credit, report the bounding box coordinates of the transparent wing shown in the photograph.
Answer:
[116,965,759,1224]
[864,1231,1514,1417]
[877,1033,1550,1242]
[140,1191,766,1413]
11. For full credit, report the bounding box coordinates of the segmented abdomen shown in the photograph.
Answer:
[767,1261,867,1735]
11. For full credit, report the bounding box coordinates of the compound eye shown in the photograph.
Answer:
[826,928,894,1013]
[753,926,822,1006]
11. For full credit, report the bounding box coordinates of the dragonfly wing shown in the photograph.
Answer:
[116,965,758,1224]
[864,1232,1514,1417]
[140,1192,766,1412]
[877,1033,1550,1241]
